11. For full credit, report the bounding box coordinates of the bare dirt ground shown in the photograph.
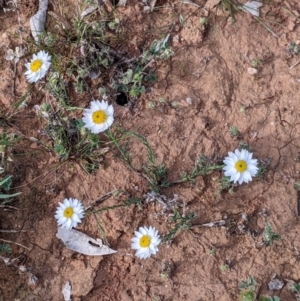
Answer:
[1,0,300,300]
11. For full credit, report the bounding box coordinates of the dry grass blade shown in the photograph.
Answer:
[289,59,300,70]
[180,0,208,12]
[191,219,226,228]
[0,238,30,250]
[85,190,117,210]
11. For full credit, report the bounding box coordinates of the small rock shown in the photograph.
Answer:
[62,281,71,301]
[268,278,284,291]
[186,97,192,105]
[248,67,258,75]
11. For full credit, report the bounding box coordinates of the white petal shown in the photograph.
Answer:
[71,219,79,228]
[151,237,159,244]
[241,171,249,182]
[223,166,235,172]
[106,116,114,127]
[240,149,247,160]
[223,158,234,165]
[58,217,67,224]
[139,227,147,235]
[131,237,139,243]
[98,100,109,111]
[107,105,114,115]
[135,248,146,258]
[65,218,72,229]
[64,199,71,207]
[234,149,241,157]
[250,159,258,166]
[233,172,241,183]
[131,242,140,250]
[228,152,238,160]
[237,175,244,185]
[72,214,81,223]
[90,101,99,111]
[149,245,156,254]
[224,169,236,177]
[134,230,143,237]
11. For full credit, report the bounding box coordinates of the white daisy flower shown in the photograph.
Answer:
[131,226,161,259]
[54,198,84,229]
[223,149,259,185]
[82,100,114,134]
[24,50,51,83]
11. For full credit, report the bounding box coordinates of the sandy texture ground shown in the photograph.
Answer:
[1,0,300,300]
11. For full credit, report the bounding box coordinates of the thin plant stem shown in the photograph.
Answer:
[0,238,29,250]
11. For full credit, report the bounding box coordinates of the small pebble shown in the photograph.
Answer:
[248,67,258,75]
[186,97,192,105]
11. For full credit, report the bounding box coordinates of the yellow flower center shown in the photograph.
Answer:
[139,235,151,248]
[234,160,247,172]
[63,207,74,218]
[30,59,42,72]
[92,110,107,124]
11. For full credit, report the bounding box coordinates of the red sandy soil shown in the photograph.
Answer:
[1,0,300,300]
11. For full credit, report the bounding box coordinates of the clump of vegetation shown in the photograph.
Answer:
[107,127,226,192]
[114,34,172,98]
[240,290,256,301]
[239,141,249,150]
[262,222,281,246]
[106,127,169,192]
[229,126,239,138]
[179,154,223,183]
[0,175,21,200]
[217,176,233,194]
[288,282,300,301]
[163,209,196,242]
[0,175,21,253]
[34,102,109,173]
[239,277,256,301]
[239,277,280,301]
[43,4,173,101]
[18,1,175,174]
[0,132,18,174]
[256,159,271,181]
[0,242,11,253]
[288,42,300,56]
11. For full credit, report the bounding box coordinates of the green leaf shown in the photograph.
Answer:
[239,277,256,291]
[0,175,12,190]
[0,243,11,253]
[262,222,281,246]
[240,290,255,301]
[0,192,21,199]
[121,69,133,85]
